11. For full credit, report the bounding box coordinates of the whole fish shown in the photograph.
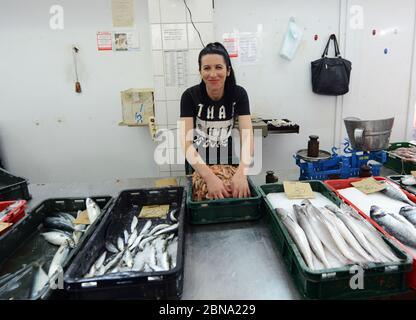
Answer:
[153,223,179,237]
[103,251,124,273]
[52,212,75,224]
[127,229,138,248]
[333,204,383,262]
[86,198,101,224]
[31,263,49,299]
[275,208,314,269]
[130,216,138,233]
[169,208,179,223]
[129,234,143,252]
[399,206,416,227]
[117,237,125,251]
[379,182,415,206]
[105,241,119,254]
[123,230,129,245]
[139,235,157,251]
[148,224,171,236]
[147,246,163,271]
[316,210,362,263]
[44,217,75,233]
[48,243,70,279]
[322,206,375,262]
[139,220,152,236]
[94,252,107,270]
[370,205,416,248]
[42,231,75,248]
[302,204,349,265]
[293,205,330,269]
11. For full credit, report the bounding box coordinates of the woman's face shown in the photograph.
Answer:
[200,54,230,92]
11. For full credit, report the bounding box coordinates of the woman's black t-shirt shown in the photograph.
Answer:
[180,83,250,166]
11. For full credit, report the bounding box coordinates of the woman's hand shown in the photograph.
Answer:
[206,174,231,199]
[230,170,250,198]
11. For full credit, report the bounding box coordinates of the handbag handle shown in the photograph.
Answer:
[321,34,341,58]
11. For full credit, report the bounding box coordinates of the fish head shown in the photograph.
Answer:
[275,208,289,220]
[300,199,312,206]
[399,205,416,215]
[369,205,386,220]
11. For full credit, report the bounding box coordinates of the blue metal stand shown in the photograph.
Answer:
[294,140,387,181]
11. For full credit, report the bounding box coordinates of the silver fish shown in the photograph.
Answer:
[370,205,416,248]
[48,243,70,279]
[123,230,129,245]
[42,231,75,248]
[127,229,138,248]
[54,212,75,224]
[380,182,415,206]
[31,263,49,299]
[105,241,119,254]
[84,264,96,278]
[139,220,152,236]
[148,224,171,236]
[95,265,106,277]
[153,223,179,237]
[130,216,138,233]
[322,207,375,262]
[302,204,349,265]
[123,249,133,269]
[147,246,163,271]
[275,208,314,269]
[399,206,416,227]
[103,251,124,273]
[94,252,107,270]
[139,235,157,251]
[129,234,143,251]
[117,237,125,251]
[44,217,75,233]
[167,237,178,268]
[169,208,179,223]
[160,251,170,271]
[86,198,101,224]
[293,205,330,269]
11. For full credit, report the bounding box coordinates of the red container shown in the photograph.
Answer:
[0,200,27,235]
[324,176,416,289]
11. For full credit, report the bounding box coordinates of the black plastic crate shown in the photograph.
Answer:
[0,196,112,300]
[64,186,186,300]
[0,168,30,201]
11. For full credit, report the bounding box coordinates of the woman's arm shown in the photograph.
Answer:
[231,115,253,198]
[180,117,231,199]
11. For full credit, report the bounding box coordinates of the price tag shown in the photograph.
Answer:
[139,205,170,219]
[411,171,416,177]
[0,222,12,233]
[283,181,315,199]
[74,210,90,225]
[351,177,386,194]
[155,178,178,187]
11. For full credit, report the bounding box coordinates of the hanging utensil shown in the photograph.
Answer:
[72,46,82,93]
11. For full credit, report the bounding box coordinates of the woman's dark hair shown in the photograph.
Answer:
[198,42,237,103]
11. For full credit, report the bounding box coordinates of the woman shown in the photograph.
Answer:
[180,42,254,199]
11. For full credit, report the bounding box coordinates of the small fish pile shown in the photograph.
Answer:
[276,200,401,271]
[192,165,250,201]
[84,208,179,278]
[390,146,416,163]
[40,198,101,283]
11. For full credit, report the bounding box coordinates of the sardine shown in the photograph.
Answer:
[380,182,415,206]
[86,198,101,224]
[127,229,138,248]
[152,223,179,237]
[94,251,107,270]
[293,205,330,269]
[399,206,416,227]
[139,235,157,251]
[53,212,75,224]
[130,216,138,233]
[148,224,171,236]
[169,208,179,223]
[147,246,163,271]
[117,237,125,251]
[31,263,49,299]
[275,208,314,269]
[370,205,416,248]
[139,220,152,236]
[105,241,119,254]
[103,251,124,273]
[129,234,143,251]
[48,243,70,279]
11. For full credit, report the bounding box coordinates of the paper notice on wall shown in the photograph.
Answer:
[239,33,258,65]
[97,32,113,51]
[164,50,188,87]
[162,24,187,50]
[112,0,134,27]
[114,32,140,51]
[223,37,238,58]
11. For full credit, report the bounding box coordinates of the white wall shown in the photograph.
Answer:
[0,0,160,182]
[213,0,416,176]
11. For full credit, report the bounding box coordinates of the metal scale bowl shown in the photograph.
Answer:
[294,117,393,180]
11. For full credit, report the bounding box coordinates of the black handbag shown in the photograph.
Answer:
[311,34,352,95]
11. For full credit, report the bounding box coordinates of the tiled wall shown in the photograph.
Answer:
[148,0,214,177]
